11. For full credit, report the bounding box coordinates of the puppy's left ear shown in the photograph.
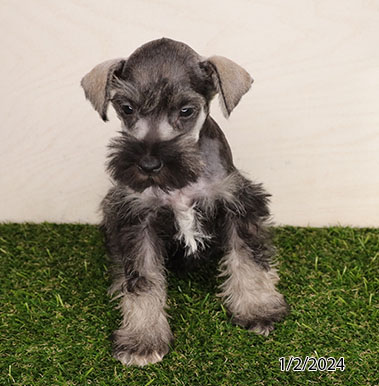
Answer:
[201,56,253,118]
[81,58,126,121]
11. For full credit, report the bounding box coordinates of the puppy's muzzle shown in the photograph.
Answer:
[138,155,163,174]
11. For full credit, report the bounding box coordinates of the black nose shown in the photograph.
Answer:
[138,155,163,173]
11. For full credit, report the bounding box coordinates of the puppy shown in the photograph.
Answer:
[81,38,288,366]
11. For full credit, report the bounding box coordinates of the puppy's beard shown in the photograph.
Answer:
[106,134,204,192]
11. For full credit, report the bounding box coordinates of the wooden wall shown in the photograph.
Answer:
[1,0,378,226]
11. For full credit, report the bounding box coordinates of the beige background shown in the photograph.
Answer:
[0,0,378,226]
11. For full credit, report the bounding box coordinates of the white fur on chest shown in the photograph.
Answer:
[140,178,215,255]
[169,188,208,255]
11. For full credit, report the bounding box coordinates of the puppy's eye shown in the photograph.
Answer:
[179,107,194,118]
[122,104,134,115]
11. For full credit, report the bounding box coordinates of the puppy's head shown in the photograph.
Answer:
[81,38,252,191]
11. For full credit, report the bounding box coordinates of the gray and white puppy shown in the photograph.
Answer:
[81,38,288,366]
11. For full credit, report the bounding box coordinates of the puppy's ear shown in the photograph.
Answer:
[201,56,253,118]
[81,58,126,121]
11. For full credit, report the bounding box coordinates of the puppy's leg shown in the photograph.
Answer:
[218,183,288,335]
[107,224,173,366]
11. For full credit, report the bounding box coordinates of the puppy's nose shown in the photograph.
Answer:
[138,155,163,173]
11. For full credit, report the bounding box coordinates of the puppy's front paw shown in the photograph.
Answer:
[114,347,168,366]
[112,328,172,367]
[232,317,275,336]
[232,299,290,336]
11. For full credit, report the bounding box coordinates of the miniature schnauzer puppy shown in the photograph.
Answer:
[81,38,288,366]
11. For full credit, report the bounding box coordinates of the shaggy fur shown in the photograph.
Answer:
[81,38,289,366]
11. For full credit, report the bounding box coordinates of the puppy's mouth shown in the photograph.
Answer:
[138,171,159,184]
[136,166,165,189]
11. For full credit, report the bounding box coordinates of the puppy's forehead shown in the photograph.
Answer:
[121,38,201,87]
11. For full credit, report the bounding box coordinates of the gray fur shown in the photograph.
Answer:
[81,38,288,366]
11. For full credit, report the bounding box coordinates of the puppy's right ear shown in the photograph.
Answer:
[200,56,253,118]
[81,58,126,121]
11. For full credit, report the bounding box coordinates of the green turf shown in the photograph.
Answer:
[0,224,377,385]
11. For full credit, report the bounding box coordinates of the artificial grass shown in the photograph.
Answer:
[0,224,377,385]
